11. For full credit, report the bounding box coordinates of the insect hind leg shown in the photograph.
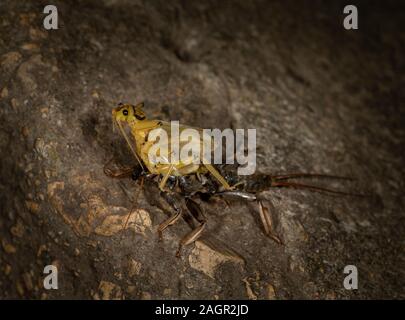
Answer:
[157,191,183,241]
[176,198,207,257]
[218,191,283,245]
[257,200,282,244]
[157,209,182,241]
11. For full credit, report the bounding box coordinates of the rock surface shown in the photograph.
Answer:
[0,0,404,299]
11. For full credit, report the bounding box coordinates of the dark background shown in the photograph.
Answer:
[0,0,404,299]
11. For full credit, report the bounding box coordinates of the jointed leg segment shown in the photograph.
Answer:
[258,200,282,244]
[175,198,207,257]
[158,209,182,241]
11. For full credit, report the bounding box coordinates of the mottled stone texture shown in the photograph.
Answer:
[0,0,404,299]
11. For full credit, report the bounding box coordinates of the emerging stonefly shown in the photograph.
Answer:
[105,102,361,256]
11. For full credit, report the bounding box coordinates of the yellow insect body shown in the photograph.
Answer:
[112,103,232,191]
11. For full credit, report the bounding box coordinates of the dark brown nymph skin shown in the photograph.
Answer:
[105,159,356,255]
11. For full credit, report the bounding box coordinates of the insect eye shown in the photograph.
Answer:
[122,109,129,116]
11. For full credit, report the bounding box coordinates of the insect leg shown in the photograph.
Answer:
[157,191,183,241]
[216,191,282,244]
[257,200,282,244]
[103,157,138,179]
[158,164,175,191]
[176,198,207,257]
[202,162,232,190]
[157,209,182,241]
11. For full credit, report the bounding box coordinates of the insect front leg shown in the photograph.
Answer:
[103,157,139,179]
[176,198,207,257]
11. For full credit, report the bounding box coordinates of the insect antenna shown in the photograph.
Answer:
[122,176,145,230]
[115,119,145,171]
